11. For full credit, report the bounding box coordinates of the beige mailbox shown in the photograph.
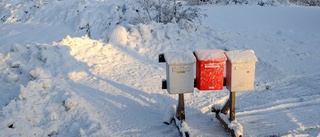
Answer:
[164,51,196,94]
[225,50,258,92]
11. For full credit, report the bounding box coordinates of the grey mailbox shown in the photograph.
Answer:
[164,51,196,94]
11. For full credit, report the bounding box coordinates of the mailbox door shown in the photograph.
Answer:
[227,61,256,92]
[196,60,225,90]
[167,64,194,94]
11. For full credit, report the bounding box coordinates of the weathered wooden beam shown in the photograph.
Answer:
[230,92,236,121]
[221,99,230,114]
[215,112,237,137]
[176,94,186,121]
[173,116,190,137]
[214,91,243,137]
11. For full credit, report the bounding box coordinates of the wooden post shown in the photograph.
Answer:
[221,99,230,114]
[176,94,186,121]
[229,92,236,121]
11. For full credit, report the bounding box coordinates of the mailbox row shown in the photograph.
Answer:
[163,49,258,94]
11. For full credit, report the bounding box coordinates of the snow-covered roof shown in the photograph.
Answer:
[225,50,258,63]
[164,51,196,65]
[194,49,227,61]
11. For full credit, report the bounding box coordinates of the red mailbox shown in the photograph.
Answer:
[195,49,227,90]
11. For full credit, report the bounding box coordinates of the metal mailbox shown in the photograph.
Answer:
[194,49,227,90]
[225,50,258,92]
[164,51,196,94]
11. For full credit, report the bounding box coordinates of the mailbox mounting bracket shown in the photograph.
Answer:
[158,53,166,63]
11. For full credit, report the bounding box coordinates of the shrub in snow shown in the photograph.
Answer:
[133,0,206,24]
[185,0,290,6]
[289,0,320,6]
[178,19,198,32]
[0,0,208,41]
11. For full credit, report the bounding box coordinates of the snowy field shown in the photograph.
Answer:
[1,0,320,136]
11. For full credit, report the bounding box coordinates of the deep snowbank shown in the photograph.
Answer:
[0,38,110,136]
[0,0,133,39]
[0,18,225,137]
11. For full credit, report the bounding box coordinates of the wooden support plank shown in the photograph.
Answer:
[173,116,190,137]
[215,112,237,137]
[176,94,186,121]
[230,92,236,121]
[221,99,230,114]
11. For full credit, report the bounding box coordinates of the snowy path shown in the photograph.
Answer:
[237,74,320,136]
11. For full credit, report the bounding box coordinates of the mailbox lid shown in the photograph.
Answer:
[194,49,227,62]
[164,51,196,65]
[225,50,258,63]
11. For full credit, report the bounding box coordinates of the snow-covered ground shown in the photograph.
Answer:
[0,0,320,136]
[202,5,320,136]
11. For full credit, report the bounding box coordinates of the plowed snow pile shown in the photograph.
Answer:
[1,0,320,136]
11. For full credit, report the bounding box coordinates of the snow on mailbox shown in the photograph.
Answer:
[225,50,258,92]
[194,49,227,90]
[164,51,196,94]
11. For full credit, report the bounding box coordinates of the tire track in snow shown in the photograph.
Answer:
[235,73,320,136]
[56,79,124,136]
